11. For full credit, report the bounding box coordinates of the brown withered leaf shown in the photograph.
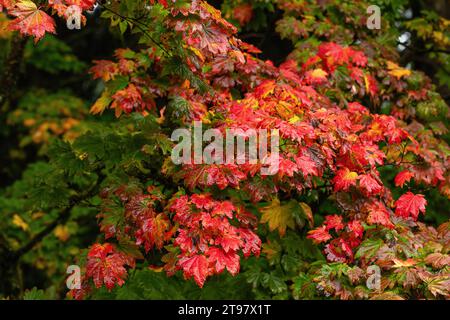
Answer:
[369,292,405,300]
[427,277,450,297]
[425,253,450,269]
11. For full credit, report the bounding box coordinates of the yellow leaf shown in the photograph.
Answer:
[310,68,328,78]
[364,74,370,92]
[288,115,301,124]
[392,258,417,268]
[32,211,45,220]
[156,106,166,124]
[148,265,164,272]
[90,91,112,115]
[386,61,411,79]
[344,170,358,181]
[187,45,205,62]
[427,277,450,297]
[12,214,29,231]
[260,198,296,236]
[54,225,70,242]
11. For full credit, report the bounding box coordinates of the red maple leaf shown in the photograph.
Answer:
[9,0,56,42]
[395,192,427,220]
[0,0,13,11]
[324,215,344,231]
[367,202,394,228]
[324,239,353,262]
[207,247,240,275]
[178,254,209,287]
[211,200,235,218]
[233,3,253,26]
[135,213,174,251]
[359,174,383,197]
[86,243,135,291]
[394,170,414,188]
[295,154,319,177]
[238,228,261,257]
[149,0,168,8]
[332,167,358,192]
[66,0,96,10]
[307,225,332,244]
[217,231,243,253]
[347,220,364,238]
[191,193,215,210]
[111,84,154,115]
[90,60,119,81]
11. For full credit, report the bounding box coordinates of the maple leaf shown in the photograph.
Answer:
[217,231,243,253]
[191,193,215,210]
[8,0,56,42]
[207,247,240,275]
[260,197,296,236]
[386,61,411,79]
[66,0,96,10]
[190,22,230,55]
[394,192,427,220]
[299,202,314,228]
[347,220,364,238]
[305,68,328,84]
[0,0,13,11]
[324,214,344,231]
[277,157,297,178]
[254,80,276,98]
[211,200,235,219]
[178,254,209,287]
[181,164,247,190]
[111,84,154,116]
[367,202,394,228]
[358,174,383,197]
[307,225,332,244]
[295,154,319,177]
[233,3,252,26]
[238,228,261,257]
[332,167,358,192]
[90,91,112,115]
[310,68,328,78]
[349,49,368,67]
[394,170,414,188]
[149,0,168,8]
[90,60,119,81]
[135,213,174,252]
[363,74,378,96]
[86,243,135,291]
[324,239,353,262]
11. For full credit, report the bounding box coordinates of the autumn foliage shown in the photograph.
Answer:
[0,0,449,300]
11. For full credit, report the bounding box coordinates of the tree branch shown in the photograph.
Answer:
[0,35,27,110]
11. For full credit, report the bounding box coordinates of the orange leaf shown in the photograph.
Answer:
[9,0,56,42]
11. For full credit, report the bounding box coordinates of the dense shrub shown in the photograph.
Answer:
[0,0,448,300]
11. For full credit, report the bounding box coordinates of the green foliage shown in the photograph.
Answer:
[24,35,87,75]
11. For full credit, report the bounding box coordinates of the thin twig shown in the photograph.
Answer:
[100,5,171,56]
